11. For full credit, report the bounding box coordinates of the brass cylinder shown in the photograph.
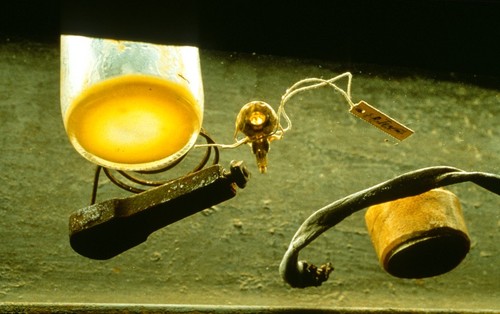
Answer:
[365,188,470,278]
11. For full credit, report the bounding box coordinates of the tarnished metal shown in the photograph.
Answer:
[234,101,282,174]
[365,188,470,279]
[279,166,500,288]
[69,161,250,260]
[90,129,220,201]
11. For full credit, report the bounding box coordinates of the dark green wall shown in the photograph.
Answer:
[0,40,498,312]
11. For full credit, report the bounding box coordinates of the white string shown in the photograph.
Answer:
[277,72,355,133]
[195,137,249,149]
[195,72,356,150]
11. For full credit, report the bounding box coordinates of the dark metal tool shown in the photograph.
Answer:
[69,161,249,260]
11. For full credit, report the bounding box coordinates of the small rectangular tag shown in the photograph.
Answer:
[349,101,414,140]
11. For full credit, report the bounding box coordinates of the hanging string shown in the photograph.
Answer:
[193,72,360,173]
[277,72,355,134]
[196,72,356,150]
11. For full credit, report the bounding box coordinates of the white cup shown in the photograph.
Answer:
[60,35,204,171]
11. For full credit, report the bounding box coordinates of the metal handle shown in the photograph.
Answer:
[69,162,249,260]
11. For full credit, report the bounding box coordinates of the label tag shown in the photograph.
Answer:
[349,101,414,140]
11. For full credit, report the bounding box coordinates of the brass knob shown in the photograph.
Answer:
[365,188,470,278]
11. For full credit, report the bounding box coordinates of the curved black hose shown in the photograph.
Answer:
[279,166,500,288]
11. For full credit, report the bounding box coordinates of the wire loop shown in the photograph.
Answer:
[90,129,220,205]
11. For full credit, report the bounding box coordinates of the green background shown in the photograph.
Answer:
[0,41,498,312]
